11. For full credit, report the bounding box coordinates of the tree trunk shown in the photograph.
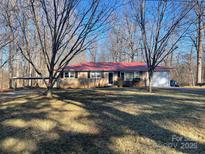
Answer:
[170,52,173,66]
[8,53,13,89]
[8,34,14,89]
[148,71,153,93]
[46,87,52,97]
[197,6,203,84]
[189,46,195,86]
[0,51,3,90]
[29,63,32,87]
[46,76,53,97]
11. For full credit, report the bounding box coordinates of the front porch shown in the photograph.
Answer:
[59,71,147,88]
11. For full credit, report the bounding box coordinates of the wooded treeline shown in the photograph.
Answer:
[0,0,204,94]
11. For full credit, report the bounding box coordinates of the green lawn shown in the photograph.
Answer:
[0,88,205,154]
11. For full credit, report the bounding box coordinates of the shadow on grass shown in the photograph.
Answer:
[0,88,204,153]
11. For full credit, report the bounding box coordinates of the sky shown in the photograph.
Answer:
[85,0,199,63]
[0,0,202,68]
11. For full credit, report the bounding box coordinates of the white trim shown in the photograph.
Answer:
[90,71,102,79]
[64,71,75,78]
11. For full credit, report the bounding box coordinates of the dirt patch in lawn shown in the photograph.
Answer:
[0,88,205,153]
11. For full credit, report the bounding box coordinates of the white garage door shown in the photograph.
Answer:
[152,72,170,87]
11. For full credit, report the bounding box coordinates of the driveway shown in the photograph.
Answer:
[162,87,205,95]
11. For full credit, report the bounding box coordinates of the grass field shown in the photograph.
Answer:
[0,88,205,154]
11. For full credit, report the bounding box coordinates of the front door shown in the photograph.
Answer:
[108,72,113,84]
[121,72,125,81]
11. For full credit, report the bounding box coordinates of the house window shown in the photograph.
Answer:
[75,72,78,78]
[134,72,140,78]
[121,72,124,80]
[125,72,134,81]
[90,72,101,78]
[64,72,75,78]
[117,72,121,78]
[101,72,104,78]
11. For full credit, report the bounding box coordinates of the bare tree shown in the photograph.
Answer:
[109,35,124,62]
[108,19,125,62]
[187,46,195,86]
[13,0,115,96]
[120,11,142,62]
[89,41,98,62]
[194,0,204,84]
[107,11,142,62]
[0,0,14,69]
[131,0,194,92]
[1,0,20,88]
[0,42,12,69]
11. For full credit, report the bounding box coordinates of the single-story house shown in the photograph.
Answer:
[58,62,171,88]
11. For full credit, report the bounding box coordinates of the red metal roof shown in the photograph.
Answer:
[64,62,170,72]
